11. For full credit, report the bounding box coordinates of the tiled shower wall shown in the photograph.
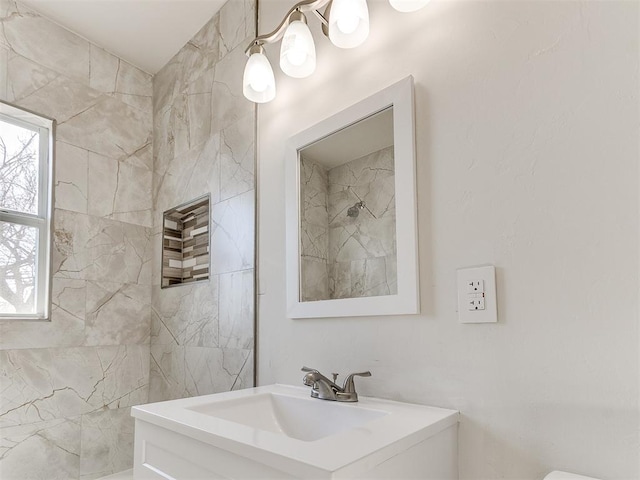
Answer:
[299,148,397,301]
[327,146,397,298]
[0,0,256,478]
[0,1,153,479]
[149,1,256,401]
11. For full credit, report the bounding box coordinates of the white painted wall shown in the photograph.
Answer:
[256,1,639,478]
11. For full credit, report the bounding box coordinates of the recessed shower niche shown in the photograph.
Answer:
[162,195,211,288]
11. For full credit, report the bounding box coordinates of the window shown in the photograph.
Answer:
[0,102,54,320]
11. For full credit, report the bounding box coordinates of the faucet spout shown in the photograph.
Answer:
[301,366,371,402]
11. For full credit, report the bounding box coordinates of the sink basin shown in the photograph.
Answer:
[188,392,388,441]
[132,384,459,479]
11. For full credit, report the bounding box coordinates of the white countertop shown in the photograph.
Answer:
[131,384,459,478]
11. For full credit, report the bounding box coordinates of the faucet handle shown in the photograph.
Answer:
[301,366,318,373]
[342,371,372,393]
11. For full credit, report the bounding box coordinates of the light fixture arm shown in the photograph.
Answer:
[244,0,332,55]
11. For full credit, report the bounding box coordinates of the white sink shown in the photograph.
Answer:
[132,384,459,479]
[188,392,388,441]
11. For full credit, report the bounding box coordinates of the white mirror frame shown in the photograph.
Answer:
[285,76,419,318]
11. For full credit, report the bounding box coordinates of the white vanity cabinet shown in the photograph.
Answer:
[132,384,458,479]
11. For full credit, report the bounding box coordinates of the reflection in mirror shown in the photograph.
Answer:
[299,107,397,302]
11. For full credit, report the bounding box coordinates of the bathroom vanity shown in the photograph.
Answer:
[131,384,458,479]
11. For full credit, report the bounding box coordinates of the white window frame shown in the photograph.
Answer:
[0,101,54,321]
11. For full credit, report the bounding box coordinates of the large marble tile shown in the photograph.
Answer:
[328,146,394,193]
[90,45,152,114]
[150,277,218,348]
[301,222,328,260]
[85,281,151,346]
[88,152,153,228]
[151,104,174,184]
[328,216,397,263]
[301,257,329,302]
[2,1,89,84]
[302,185,328,229]
[300,156,328,194]
[6,53,103,122]
[153,136,221,214]
[0,417,81,480]
[55,141,89,214]
[149,344,252,401]
[219,114,255,201]
[219,269,253,349]
[211,42,254,131]
[57,94,152,170]
[184,68,214,152]
[53,211,152,285]
[218,0,252,60]
[351,174,396,219]
[79,408,134,480]
[0,345,149,427]
[0,276,86,350]
[210,189,255,274]
[328,261,351,300]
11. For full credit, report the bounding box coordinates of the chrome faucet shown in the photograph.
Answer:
[301,366,371,402]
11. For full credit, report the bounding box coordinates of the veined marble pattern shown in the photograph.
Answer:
[53,210,153,286]
[220,113,255,201]
[89,45,152,114]
[219,269,254,349]
[151,278,219,347]
[299,147,397,301]
[1,2,154,479]
[85,282,151,346]
[88,152,153,228]
[328,216,397,263]
[0,345,149,427]
[56,142,89,214]
[79,408,134,480]
[154,134,221,214]
[2,1,89,83]
[149,345,252,402]
[149,0,256,424]
[0,417,81,480]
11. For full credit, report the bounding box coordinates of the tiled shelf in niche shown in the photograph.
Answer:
[162,195,210,288]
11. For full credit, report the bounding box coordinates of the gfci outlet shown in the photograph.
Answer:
[457,266,497,323]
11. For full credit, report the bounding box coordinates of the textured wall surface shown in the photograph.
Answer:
[149,0,256,402]
[0,1,153,478]
[258,1,639,479]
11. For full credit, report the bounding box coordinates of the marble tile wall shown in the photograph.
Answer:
[0,1,152,478]
[328,146,397,298]
[299,147,398,302]
[150,0,255,402]
[327,146,397,298]
[299,156,329,301]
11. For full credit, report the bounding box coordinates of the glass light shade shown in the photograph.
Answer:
[328,0,369,49]
[389,0,431,12]
[280,20,316,78]
[243,51,276,103]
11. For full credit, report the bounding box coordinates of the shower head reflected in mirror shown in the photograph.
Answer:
[347,201,366,218]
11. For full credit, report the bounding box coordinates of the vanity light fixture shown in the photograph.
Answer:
[243,0,430,103]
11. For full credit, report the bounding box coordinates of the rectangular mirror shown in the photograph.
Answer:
[286,76,419,318]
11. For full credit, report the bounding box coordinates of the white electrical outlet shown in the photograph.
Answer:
[466,280,484,294]
[457,266,497,323]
